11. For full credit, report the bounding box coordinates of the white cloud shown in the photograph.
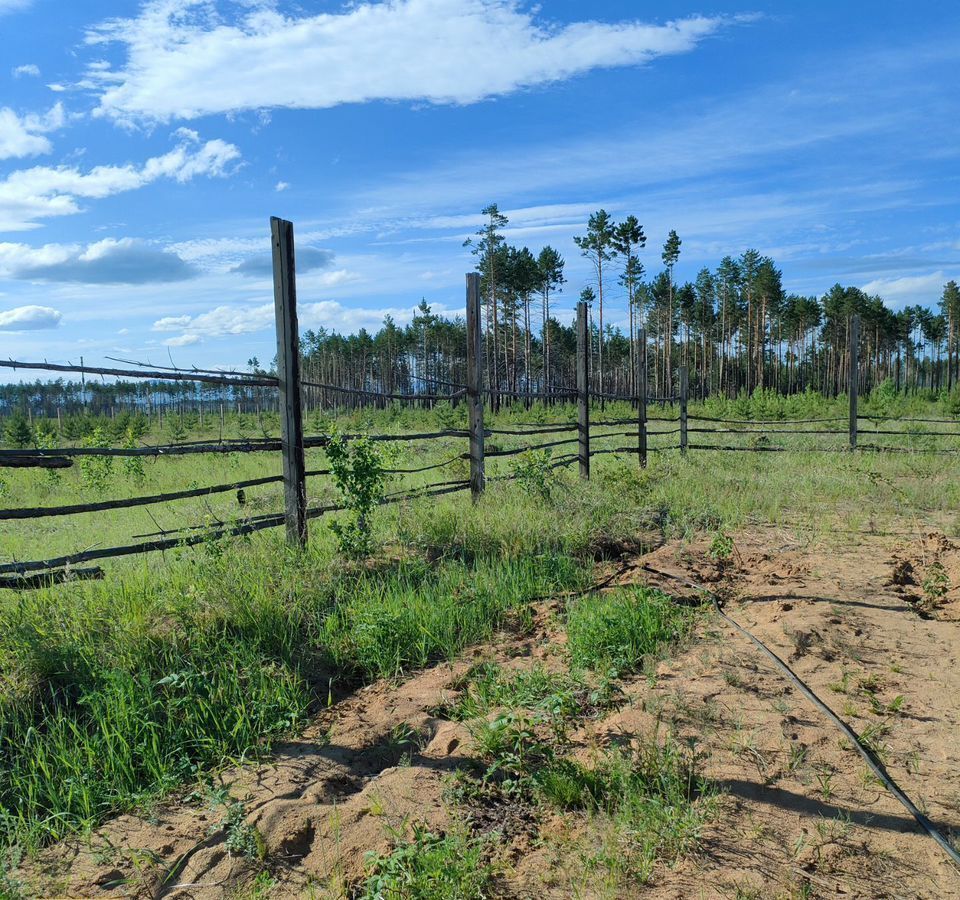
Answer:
[0,133,240,231]
[85,0,745,122]
[12,64,40,78]
[0,237,200,283]
[0,304,62,330]
[275,181,289,192]
[164,332,200,347]
[152,315,193,331]
[0,0,33,15]
[152,296,456,343]
[0,103,64,161]
[861,271,954,303]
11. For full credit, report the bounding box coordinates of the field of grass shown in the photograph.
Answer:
[2,389,960,891]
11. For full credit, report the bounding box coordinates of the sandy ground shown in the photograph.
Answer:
[18,529,960,899]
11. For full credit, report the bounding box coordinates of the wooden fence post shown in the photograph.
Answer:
[466,273,485,501]
[679,365,689,455]
[577,300,590,479]
[271,216,308,548]
[638,327,648,468]
[849,313,860,450]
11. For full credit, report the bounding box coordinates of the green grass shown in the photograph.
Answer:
[538,739,717,886]
[359,825,492,900]
[319,555,580,680]
[449,623,716,890]
[440,662,602,722]
[3,395,960,861]
[566,586,696,675]
[0,538,585,850]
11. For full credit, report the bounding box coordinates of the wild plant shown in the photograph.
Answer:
[510,448,556,499]
[78,425,114,494]
[33,423,61,487]
[921,561,949,612]
[361,825,491,900]
[708,530,736,567]
[167,418,188,444]
[326,431,394,558]
[121,425,146,483]
[206,789,265,860]
[3,412,32,449]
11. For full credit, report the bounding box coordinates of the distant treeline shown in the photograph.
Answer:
[3,204,959,419]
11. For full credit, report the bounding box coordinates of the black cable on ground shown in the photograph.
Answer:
[640,562,960,871]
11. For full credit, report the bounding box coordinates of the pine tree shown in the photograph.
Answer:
[613,216,646,391]
[537,246,565,393]
[575,211,617,397]
[4,411,32,448]
[661,230,682,391]
[464,204,508,406]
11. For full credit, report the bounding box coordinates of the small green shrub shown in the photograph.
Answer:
[510,448,556,499]
[360,825,491,900]
[326,432,393,558]
[214,796,266,861]
[121,425,145,483]
[3,413,32,449]
[922,562,949,611]
[78,426,114,494]
[33,424,61,487]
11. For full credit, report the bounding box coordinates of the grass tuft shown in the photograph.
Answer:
[566,585,695,675]
[359,825,492,900]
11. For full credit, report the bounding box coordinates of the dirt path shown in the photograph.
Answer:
[19,531,960,899]
[629,529,960,898]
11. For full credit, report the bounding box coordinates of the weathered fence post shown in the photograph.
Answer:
[271,216,308,548]
[679,365,689,455]
[638,327,648,468]
[849,313,860,450]
[466,273,485,502]
[577,299,590,479]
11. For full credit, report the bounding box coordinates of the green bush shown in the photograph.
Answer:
[326,432,394,559]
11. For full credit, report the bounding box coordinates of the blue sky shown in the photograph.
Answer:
[0,0,958,374]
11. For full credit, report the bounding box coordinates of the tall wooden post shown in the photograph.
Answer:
[466,273,485,501]
[577,300,590,479]
[849,313,860,450]
[271,216,308,547]
[679,365,689,455]
[638,327,648,468]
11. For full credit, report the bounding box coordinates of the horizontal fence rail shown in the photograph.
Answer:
[0,358,278,388]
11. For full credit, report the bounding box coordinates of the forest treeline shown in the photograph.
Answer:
[2,203,959,419]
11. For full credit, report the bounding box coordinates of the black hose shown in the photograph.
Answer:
[640,563,960,871]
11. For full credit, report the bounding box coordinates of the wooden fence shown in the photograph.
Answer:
[4,220,960,586]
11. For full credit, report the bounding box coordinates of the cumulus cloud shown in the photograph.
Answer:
[12,64,40,78]
[84,0,745,122]
[231,246,335,277]
[0,238,200,283]
[0,133,240,231]
[0,103,64,161]
[0,304,62,330]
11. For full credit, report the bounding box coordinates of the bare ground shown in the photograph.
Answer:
[19,529,960,899]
